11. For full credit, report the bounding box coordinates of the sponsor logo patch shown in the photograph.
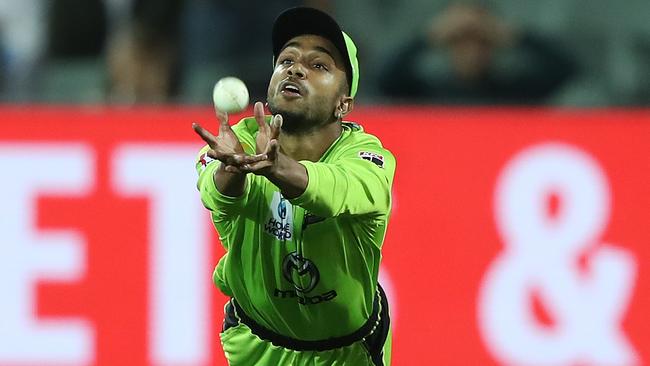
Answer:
[264,192,293,241]
[358,151,385,168]
[274,251,338,305]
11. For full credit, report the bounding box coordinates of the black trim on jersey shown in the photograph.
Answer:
[363,284,391,366]
[222,301,239,332]
[222,284,389,355]
[342,121,361,131]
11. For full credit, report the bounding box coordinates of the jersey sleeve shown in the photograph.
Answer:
[289,141,396,218]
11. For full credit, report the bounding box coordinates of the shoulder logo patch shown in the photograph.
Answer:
[198,152,216,172]
[358,151,384,168]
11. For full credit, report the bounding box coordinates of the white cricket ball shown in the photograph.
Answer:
[212,77,250,113]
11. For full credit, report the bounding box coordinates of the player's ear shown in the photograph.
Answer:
[336,97,354,119]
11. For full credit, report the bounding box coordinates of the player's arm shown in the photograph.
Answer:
[242,134,396,217]
[193,108,265,213]
[287,147,396,217]
[263,151,309,199]
[192,108,259,197]
[195,146,248,210]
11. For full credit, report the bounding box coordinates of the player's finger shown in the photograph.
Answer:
[206,149,222,160]
[253,102,268,132]
[207,149,231,164]
[214,107,230,133]
[192,122,218,147]
[265,139,279,161]
[270,114,282,140]
[241,158,276,174]
[207,149,249,165]
[224,165,243,174]
[228,153,264,166]
[238,163,258,173]
[237,153,267,164]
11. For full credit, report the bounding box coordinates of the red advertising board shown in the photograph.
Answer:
[0,106,648,365]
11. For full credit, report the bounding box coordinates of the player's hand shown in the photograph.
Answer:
[192,106,265,173]
[253,102,282,155]
[239,111,282,176]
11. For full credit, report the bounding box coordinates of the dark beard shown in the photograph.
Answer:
[267,100,333,135]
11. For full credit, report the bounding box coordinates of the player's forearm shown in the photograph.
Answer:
[285,157,395,218]
[265,153,308,199]
[214,164,247,197]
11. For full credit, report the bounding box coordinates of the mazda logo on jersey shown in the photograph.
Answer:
[282,252,320,293]
[275,252,338,305]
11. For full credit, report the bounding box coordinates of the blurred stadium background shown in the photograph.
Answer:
[1,0,649,106]
[1,1,649,365]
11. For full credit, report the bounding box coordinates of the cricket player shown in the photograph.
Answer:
[193,7,395,365]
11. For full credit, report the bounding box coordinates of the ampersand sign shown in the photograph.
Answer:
[478,143,638,366]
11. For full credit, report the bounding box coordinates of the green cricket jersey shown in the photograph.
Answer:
[196,117,395,341]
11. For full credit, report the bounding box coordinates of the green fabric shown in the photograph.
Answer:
[220,323,392,366]
[342,31,360,98]
[196,116,395,343]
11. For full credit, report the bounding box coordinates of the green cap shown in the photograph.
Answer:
[272,7,360,98]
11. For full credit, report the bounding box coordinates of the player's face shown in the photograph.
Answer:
[267,34,349,133]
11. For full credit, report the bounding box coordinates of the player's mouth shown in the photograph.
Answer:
[279,80,303,98]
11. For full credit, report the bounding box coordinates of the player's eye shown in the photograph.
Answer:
[280,58,294,65]
[313,63,328,71]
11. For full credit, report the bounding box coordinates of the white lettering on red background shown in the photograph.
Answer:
[0,145,94,364]
[112,145,210,365]
[478,143,638,365]
[0,143,213,365]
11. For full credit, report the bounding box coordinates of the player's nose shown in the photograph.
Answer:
[287,63,306,79]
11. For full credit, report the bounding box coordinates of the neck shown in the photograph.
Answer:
[279,121,343,162]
